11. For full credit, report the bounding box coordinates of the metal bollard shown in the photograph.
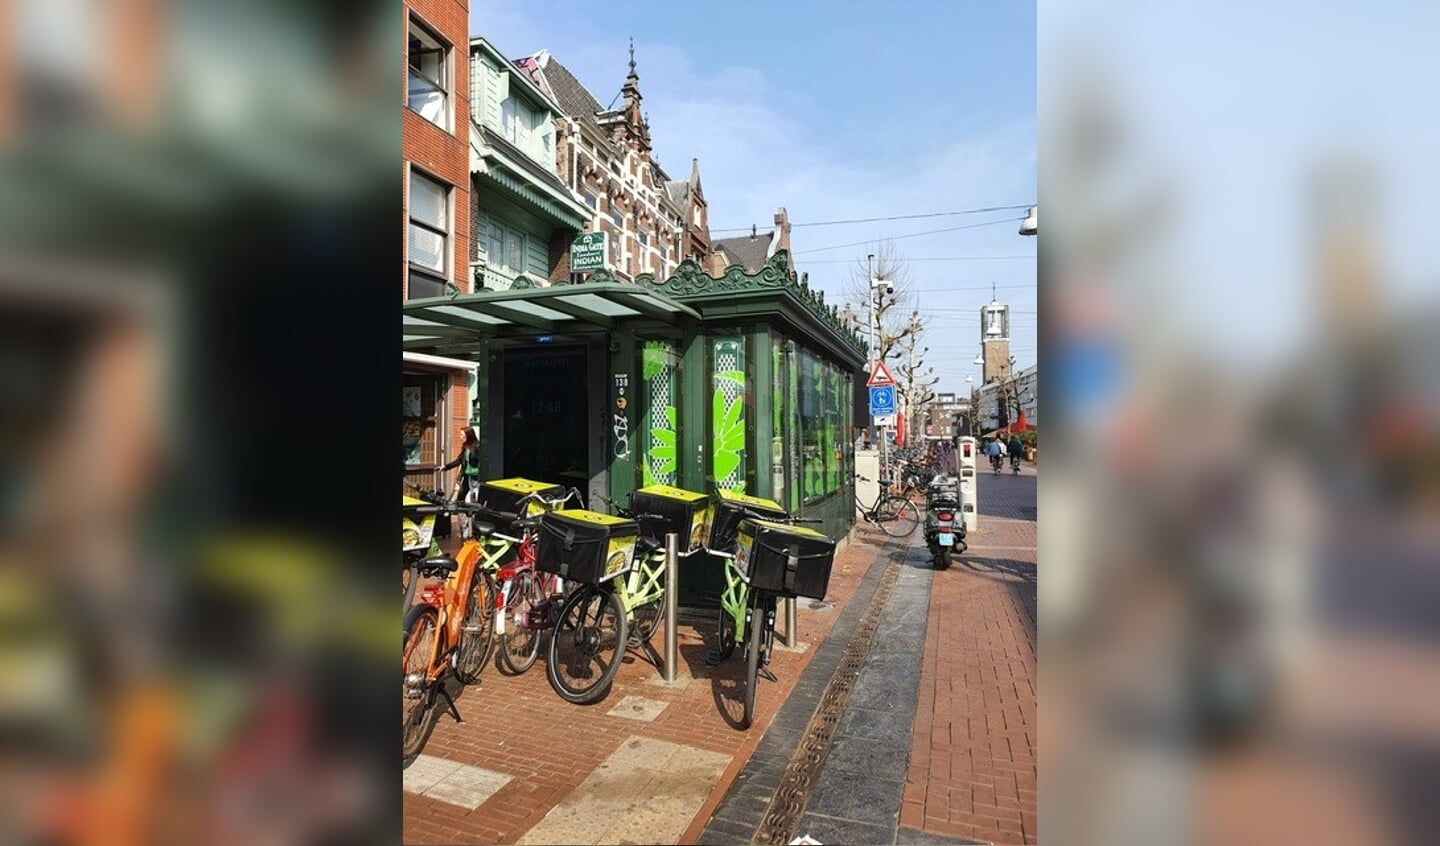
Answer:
[781,596,797,648]
[663,532,678,683]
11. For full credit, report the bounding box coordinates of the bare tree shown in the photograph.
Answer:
[846,240,920,363]
[896,310,940,439]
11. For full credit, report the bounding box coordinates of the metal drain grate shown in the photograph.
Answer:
[751,558,904,844]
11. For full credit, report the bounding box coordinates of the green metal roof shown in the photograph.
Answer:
[403,282,700,353]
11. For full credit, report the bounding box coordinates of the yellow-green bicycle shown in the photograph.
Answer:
[709,505,825,728]
[538,495,670,704]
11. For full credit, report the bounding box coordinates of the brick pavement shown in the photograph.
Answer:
[901,466,1038,844]
[403,533,891,845]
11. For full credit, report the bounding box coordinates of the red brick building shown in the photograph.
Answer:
[403,0,476,493]
[514,45,713,281]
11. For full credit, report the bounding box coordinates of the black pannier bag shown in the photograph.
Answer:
[477,477,566,517]
[733,518,837,600]
[535,509,639,584]
[709,490,789,553]
[628,484,713,550]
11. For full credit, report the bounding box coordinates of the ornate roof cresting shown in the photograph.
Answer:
[636,250,867,355]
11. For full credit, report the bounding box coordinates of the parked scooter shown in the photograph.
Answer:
[923,475,966,569]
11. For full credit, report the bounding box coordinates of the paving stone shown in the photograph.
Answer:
[804,766,903,825]
[795,812,897,846]
[606,695,669,722]
[823,735,910,782]
[837,706,913,746]
[402,754,463,796]
[421,763,513,810]
[518,736,730,845]
[643,665,695,689]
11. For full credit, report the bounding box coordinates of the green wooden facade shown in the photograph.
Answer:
[403,250,868,544]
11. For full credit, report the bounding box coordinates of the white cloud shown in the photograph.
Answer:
[471,1,1036,384]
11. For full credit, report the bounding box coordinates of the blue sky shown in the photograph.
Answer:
[473,0,1038,392]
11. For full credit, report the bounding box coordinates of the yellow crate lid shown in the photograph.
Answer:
[551,508,636,527]
[717,490,785,512]
[402,495,427,507]
[744,518,828,539]
[483,477,562,494]
[636,484,708,503]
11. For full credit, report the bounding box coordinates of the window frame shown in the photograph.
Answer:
[407,167,451,299]
[406,16,450,130]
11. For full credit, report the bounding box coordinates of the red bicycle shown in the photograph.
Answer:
[492,487,584,674]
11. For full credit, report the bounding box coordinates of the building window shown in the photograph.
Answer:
[408,169,449,299]
[407,18,448,129]
[583,191,597,209]
[612,210,623,229]
[610,161,621,176]
[485,220,527,275]
[501,96,533,149]
[639,232,648,247]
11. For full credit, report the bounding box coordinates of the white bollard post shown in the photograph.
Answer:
[782,596,797,648]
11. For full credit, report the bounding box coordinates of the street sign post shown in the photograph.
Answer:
[866,360,897,388]
[571,232,607,273]
[869,385,895,417]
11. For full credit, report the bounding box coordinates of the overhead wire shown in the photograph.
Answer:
[709,203,1034,234]
[791,216,1025,255]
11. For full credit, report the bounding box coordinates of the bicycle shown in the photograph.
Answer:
[402,499,536,765]
[540,497,670,704]
[854,474,921,537]
[887,461,933,507]
[403,483,448,613]
[492,486,585,675]
[707,506,825,729]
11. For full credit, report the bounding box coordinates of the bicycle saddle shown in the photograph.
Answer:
[420,554,458,575]
[471,521,498,538]
[514,517,540,531]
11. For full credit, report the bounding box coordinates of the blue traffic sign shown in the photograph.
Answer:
[869,386,895,416]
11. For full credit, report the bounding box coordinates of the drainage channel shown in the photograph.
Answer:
[750,555,904,844]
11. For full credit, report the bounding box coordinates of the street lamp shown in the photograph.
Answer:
[1019,205,1037,236]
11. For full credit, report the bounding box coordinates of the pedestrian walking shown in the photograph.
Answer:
[442,426,484,503]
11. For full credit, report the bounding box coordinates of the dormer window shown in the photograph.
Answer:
[501,97,533,148]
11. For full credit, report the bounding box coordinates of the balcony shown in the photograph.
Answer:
[472,264,524,292]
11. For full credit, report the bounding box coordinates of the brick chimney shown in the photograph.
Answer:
[773,207,791,254]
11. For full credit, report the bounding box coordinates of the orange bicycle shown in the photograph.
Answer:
[402,499,537,766]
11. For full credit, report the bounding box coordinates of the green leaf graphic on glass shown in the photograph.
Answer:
[642,341,669,380]
[712,388,745,484]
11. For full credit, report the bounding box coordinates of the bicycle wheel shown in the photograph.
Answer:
[403,605,441,765]
[741,598,768,729]
[716,608,736,661]
[547,585,627,704]
[876,496,921,538]
[454,571,497,684]
[498,569,543,675]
